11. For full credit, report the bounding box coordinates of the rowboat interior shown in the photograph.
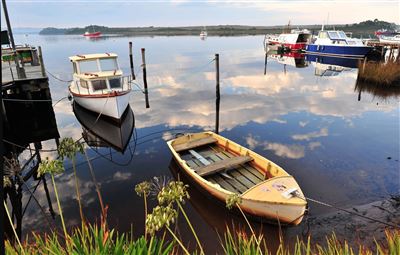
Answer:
[180,144,264,194]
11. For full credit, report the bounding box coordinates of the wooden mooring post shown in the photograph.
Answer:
[141,48,150,108]
[215,53,220,134]
[38,46,46,77]
[264,53,268,75]
[129,42,136,80]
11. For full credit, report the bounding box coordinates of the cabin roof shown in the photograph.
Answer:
[69,53,118,62]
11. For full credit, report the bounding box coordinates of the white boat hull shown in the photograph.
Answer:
[73,92,131,120]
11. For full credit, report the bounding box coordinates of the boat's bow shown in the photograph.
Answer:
[241,176,307,225]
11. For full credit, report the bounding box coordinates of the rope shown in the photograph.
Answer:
[46,70,72,83]
[292,191,399,228]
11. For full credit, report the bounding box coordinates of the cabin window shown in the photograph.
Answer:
[338,31,347,39]
[80,79,88,89]
[79,60,99,73]
[318,31,328,39]
[109,78,121,88]
[100,58,118,71]
[92,80,107,91]
[328,31,340,39]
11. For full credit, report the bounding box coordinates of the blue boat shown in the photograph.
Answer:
[306,30,372,58]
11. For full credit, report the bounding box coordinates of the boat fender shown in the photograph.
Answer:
[317,45,320,51]
[68,94,72,101]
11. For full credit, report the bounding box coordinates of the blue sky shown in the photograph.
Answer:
[1,0,399,28]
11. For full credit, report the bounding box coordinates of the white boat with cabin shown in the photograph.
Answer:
[68,53,132,120]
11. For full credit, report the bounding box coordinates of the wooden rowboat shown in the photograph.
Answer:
[167,131,307,225]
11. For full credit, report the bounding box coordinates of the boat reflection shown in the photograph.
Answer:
[73,102,135,153]
[305,54,359,77]
[269,52,308,68]
[168,159,282,252]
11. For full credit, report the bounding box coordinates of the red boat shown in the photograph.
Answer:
[265,29,311,51]
[83,31,102,37]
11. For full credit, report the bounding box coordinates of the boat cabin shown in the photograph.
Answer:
[69,53,131,95]
[315,30,363,46]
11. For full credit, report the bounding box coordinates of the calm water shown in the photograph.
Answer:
[13,34,399,252]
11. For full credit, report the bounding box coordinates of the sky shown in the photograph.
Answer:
[1,0,399,29]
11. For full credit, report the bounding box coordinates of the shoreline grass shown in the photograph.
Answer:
[358,61,400,85]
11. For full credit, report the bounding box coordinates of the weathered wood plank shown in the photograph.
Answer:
[185,160,200,169]
[215,151,263,183]
[174,137,217,152]
[212,175,238,193]
[217,150,265,180]
[197,156,253,177]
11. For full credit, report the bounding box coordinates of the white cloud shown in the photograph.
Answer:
[292,128,329,141]
[263,142,305,159]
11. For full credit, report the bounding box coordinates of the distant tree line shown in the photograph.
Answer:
[39,19,398,36]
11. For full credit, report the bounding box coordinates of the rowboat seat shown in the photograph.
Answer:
[197,156,253,177]
[174,137,217,152]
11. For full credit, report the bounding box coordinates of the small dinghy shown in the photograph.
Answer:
[68,53,132,120]
[167,131,307,225]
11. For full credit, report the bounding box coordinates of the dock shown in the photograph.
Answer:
[2,45,49,91]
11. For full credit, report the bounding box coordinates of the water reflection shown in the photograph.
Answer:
[3,84,59,241]
[13,35,399,250]
[305,54,359,77]
[355,79,400,101]
[73,102,135,153]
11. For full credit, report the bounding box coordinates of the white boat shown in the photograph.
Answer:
[200,27,207,38]
[68,53,132,120]
[379,35,400,45]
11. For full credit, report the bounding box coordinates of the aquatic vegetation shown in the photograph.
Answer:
[358,61,400,85]
[157,181,189,205]
[135,181,151,197]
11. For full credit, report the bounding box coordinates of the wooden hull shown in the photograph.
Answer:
[71,91,131,120]
[167,132,307,225]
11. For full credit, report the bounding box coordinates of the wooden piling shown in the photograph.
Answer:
[38,46,46,77]
[129,42,136,80]
[362,57,367,73]
[215,53,220,134]
[264,53,268,75]
[141,48,150,108]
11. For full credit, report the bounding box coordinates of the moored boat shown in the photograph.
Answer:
[306,30,372,58]
[265,28,311,51]
[379,35,400,45]
[83,31,102,37]
[167,131,307,225]
[200,27,207,38]
[68,53,132,120]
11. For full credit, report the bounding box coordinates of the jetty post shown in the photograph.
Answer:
[38,46,46,77]
[215,53,220,134]
[141,48,150,108]
[264,53,268,75]
[129,42,136,80]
